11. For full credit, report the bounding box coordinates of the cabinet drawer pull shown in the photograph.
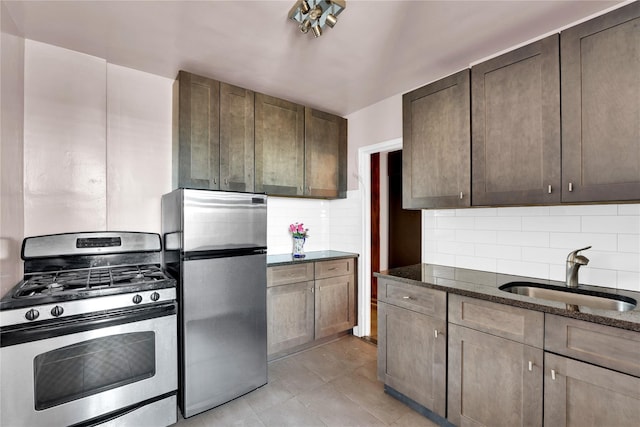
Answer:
[528,361,533,371]
[551,369,556,380]
[402,296,415,300]
[328,267,337,271]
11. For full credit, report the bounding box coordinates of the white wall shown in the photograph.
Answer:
[24,41,107,235]
[0,2,25,296]
[22,40,172,238]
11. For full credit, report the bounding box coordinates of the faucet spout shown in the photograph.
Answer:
[566,246,591,288]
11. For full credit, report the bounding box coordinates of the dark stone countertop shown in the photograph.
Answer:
[375,264,640,332]
[267,250,359,267]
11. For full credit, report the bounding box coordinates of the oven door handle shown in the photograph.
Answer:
[0,302,177,347]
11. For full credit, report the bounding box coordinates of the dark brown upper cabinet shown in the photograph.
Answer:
[471,35,561,206]
[173,72,255,192]
[219,82,255,192]
[254,93,305,196]
[304,108,347,199]
[173,71,220,190]
[402,70,471,209]
[561,2,640,203]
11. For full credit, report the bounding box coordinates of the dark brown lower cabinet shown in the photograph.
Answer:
[378,302,446,416]
[267,258,357,359]
[266,281,315,356]
[315,275,355,339]
[544,353,640,427]
[447,324,543,427]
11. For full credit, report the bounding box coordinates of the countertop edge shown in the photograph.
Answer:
[375,264,640,333]
[267,250,359,267]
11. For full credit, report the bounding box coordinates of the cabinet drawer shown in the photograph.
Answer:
[545,314,640,377]
[315,258,354,280]
[267,263,314,287]
[379,279,446,319]
[449,294,544,348]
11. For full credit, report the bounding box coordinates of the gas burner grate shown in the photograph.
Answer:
[16,264,167,298]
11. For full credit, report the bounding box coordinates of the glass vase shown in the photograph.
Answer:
[292,236,306,258]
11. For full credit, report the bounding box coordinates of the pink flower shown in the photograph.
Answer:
[289,222,309,238]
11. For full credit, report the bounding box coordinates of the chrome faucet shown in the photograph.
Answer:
[566,246,591,288]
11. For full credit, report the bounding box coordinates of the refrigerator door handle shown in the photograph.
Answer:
[183,247,267,261]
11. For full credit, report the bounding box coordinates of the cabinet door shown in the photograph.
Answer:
[174,71,220,190]
[544,353,640,427]
[447,324,543,427]
[472,35,560,206]
[255,93,305,196]
[314,274,355,339]
[220,83,254,192]
[267,281,315,357]
[304,108,347,198]
[561,2,640,202]
[403,69,470,209]
[377,302,446,416]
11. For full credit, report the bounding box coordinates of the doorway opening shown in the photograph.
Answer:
[365,148,421,344]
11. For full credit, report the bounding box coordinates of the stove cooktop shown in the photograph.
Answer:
[15,264,170,298]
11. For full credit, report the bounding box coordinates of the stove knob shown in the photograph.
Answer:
[133,294,143,304]
[150,292,160,302]
[25,309,40,321]
[51,306,64,317]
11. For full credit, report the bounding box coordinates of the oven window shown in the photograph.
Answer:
[33,332,155,410]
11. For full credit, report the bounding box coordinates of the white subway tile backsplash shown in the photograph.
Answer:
[618,234,640,253]
[522,247,570,265]
[475,244,522,261]
[588,251,640,272]
[436,216,475,230]
[618,271,640,292]
[496,260,549,279]
[437,241,475,256]
[424,251,456,266]
[522,216,581,232]
[497,231,549,247]
[455,255,497,272]
[618,204,640,216]
[475,216,521,231]
[498,206,550,217]
[422,204,640,290]
[549,232,617,252]
[577,267,618,288]
[582,216,640,234]
[455,229,497,244]
[457,207,497,217]
[549,204,618,216]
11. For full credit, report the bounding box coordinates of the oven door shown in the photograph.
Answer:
[0,303,177,427]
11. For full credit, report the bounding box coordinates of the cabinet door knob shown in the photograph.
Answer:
[568,182,573,192]
[548,185,552,194]
[551,369,557,380]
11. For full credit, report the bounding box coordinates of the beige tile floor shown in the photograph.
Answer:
[174,335,438,427]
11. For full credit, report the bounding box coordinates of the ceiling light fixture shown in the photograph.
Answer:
[289,0,346,38]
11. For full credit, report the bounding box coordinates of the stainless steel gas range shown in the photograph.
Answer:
[0,232,178,427]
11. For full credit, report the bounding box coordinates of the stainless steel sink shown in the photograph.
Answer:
[499,282,637,312]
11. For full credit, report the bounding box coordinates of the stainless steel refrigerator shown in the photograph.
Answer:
[162,189,267,418]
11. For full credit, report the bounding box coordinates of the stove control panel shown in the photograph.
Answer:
[0,288,177,328]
